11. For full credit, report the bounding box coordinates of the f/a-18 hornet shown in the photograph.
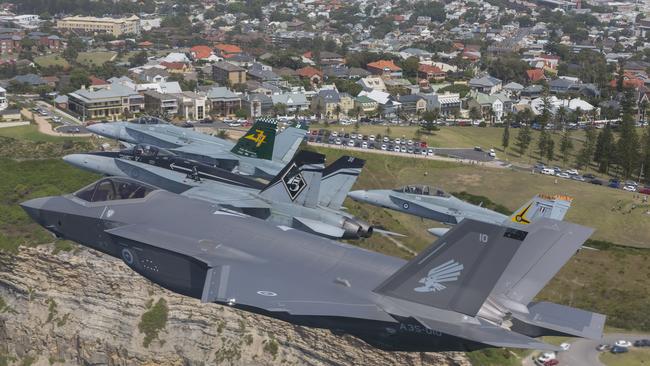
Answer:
[63,147,374,240]
[22,178,605,352]
[87,116,307,179]
[348,185,572,237]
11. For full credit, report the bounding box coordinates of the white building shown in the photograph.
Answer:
[0,86,7,111]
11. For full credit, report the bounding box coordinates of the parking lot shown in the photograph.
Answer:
[307,129,497,162]
[532,163,650,195]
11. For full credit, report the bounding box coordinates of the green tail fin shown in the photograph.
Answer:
[231,117,277,160]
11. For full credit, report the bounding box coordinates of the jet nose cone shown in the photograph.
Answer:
[348,190,368,202]
[20,197,50,223]
[87,123,117,138]
[62,154,87,167]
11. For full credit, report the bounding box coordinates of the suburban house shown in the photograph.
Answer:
[396,94,427,114]
[271,92,310,114]
[468,75,502,94]
[212,61,247,86]
[422,93,462,116]
[356,76,387,92]
[174,91,206,121]
[143,90,179,116]
[242,93,273,118]
[67,84,144,121]
[354,95,378,115]
[310,90,354,118]
[366,60,402,78]
[137,68,170,83]
[206,86,242,117]
[467,92,512,123]
[418,64,446,81]
[549,78,578,94]
[296,66,323,86]
[358,89,401,117]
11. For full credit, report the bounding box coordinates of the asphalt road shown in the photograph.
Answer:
[523,333,650,366]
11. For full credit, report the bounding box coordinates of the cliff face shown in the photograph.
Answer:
[0,246,471,366]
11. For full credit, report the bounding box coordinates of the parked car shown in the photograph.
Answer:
[571,175,586,182]
[394,138,401,145]
[610,346,629,354]
[361,141,368,149]
[473,146,483,152]
[590,179,604,185]
[393,146,400,152]
[560,342,571,351]
[639,187,650,195]
[534,163,546,172]
[609,180,621,189]
[380,144,387,151]
[556,172,570,179]
[623,185,637,192]
[427,148,434,156]
[536,352,556,365]
[543,360,559,366]
[596,344,609,351]
[347,140,355,147]
[383,136,389,143]
[369,135,375,141]
[634,339,650,347]
[566,169,579,175]
[542,168,555,175]
[614,340,632,348]
[583,173,596,179]
[400,146,407,153]
[331,131,338,138]
[350,133,357,139]
[488,152,496,158]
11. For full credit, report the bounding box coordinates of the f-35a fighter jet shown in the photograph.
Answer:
[348,185,572,237]
[22,179,605,352]
[63,148,373,240]
[87,117,307,179]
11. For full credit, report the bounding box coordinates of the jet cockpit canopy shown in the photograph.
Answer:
[74,177,157,203]
[393,185,449,197]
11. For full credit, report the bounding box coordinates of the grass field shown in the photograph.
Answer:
[76,51,117,66]
[600,348,650,365]
[33,54,70,69]
[313,146,650,249]
[0,124,89,143]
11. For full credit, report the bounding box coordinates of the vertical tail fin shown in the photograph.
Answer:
[374,219,526,317]
[508,194,573,225]
[258,150,324,207]
[272,125,308,163]
[231,117,277,160]
[318,156,366,210]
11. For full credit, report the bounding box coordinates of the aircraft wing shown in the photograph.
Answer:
[388,194,460,224]
[182,186,270,209]
[105,223,395,322]
[415,316,561,351]
[170,144,235,161]
[292,216,346,239]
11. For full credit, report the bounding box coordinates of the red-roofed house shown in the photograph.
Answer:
[296,66,323,86]
[539,54,560,70]
[367,60,402,78]
[89,75,108,86]
[138,41,153,48]
[190,45,214,60]
[161,61,192,73]
[526,69,546,82]
[609,72,644,89]
[215,43,242,57]
[418,64,446,81]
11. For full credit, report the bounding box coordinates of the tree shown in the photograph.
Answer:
[559,130,574,166]
[594,126,616,174]
[538,129,554,162]
[469,106,482,121]
[502,122,510,156]
[617,118,641,179]
[555,106,567,130]
[576,127,597,169]
[515,125,533,156]
[641,126,650,183]
[129,51,149,67]
[334,104,342,122]
[272,103,287,117]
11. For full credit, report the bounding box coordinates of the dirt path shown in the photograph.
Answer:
[20,109,91,137]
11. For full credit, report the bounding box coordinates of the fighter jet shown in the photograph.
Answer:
[22,178,605,352]
[86,117,307,179]
[348,185,572,237]
[63,148,374,240]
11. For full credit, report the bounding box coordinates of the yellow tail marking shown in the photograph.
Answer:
[512,203,532,224]
[244,129,267,147]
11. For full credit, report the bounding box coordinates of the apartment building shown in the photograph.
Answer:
[57,15,140,37]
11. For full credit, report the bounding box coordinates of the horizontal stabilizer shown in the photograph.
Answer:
[293,216,346,239]
[511,301,606,340]
[416,316,561,351]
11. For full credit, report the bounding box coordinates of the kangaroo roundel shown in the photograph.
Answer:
[414,259,464,293]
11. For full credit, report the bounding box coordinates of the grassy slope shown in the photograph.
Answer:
[33,54,70,68]
[600,348,650,366]
[76,51,116,66]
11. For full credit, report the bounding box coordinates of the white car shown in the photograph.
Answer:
[407,139,413,146]
[357,134,364,140]
[380,144,387,150]
[542,168,555,175]
[383,136,389,143]
[623,185,637,192]
[369,135,375,141]
[427,148,434,156]
[335,138,342,145]
[394,138,401,145]
[400,146,407,153]
[331,131,338,138]
[350,133,357,139]
[393,146,400,152]
[347,140,355,147]
[488,152,496,158]
[614,340,632,348]
[556,172,570,179]
[566,169,579,175]
[560,342,571,351]
[537,352,556,363]
[361,141,368,149]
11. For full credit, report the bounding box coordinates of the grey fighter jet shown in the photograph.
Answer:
[63,149,374,240]
[22,179,605,352]
[86,117,307,179]
[348,185,572,237]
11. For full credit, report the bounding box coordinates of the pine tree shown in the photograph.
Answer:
[595,126,616,174]
[577,127,597,169]
[617,119,640,179]
[515,125,532,156]
[559,130,574,166]
[501,122,510,156]
[546,137,555,162]
[642,126,650,183]
[538,129,548,161]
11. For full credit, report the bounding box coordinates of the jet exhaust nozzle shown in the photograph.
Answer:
[341,218,374,239]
